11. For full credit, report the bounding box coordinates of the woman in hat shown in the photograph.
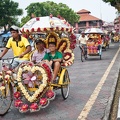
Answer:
[31,39,49,64]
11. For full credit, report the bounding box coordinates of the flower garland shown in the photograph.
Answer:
[62,49,74,67]
[0,70,13,91]
[45,32,61,48]
[17,65,48,103]
[14,62,55,113]
[40,62,53,82]
[69,33,76,50]
[14,89,56,113]
[58,38,70,52]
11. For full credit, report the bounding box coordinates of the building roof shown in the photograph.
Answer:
[77,9,102,22]
[77,9,90,14]
[79,14,101,21]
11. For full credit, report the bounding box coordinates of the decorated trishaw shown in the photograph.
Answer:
[0,16,76,115]
[113,33,120,42]
[84,28,103,60]
[102,30,110,49]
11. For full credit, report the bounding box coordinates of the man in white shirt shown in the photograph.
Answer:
[78,33,88,45]
[78,33,88,57]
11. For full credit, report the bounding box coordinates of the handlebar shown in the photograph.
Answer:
[0,56,18,64]
[0,56,18,60]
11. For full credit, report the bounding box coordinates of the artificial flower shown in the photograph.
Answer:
[22,71,38,88]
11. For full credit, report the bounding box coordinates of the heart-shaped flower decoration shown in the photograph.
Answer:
[16,62,49,103]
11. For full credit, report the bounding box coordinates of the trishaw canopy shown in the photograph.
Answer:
[84,28,104,34]
[20,16,73,33]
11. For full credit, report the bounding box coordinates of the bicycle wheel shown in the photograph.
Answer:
[0,82,13,115]
[61,70,70,100]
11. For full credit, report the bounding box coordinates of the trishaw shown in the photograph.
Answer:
[83,28,103,60]
[102,34,110,50]
[113,33,120,42]
[0,16,76,115]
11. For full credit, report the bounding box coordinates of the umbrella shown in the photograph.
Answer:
[2,32,11,38]
[84,28,104,34]
[20,16,73,33]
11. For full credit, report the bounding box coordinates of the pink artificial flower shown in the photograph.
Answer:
[22,71,39,87]
[2,65,9,71]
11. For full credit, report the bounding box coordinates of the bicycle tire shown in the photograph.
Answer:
[61,70,70,100]
[0,82,13,115]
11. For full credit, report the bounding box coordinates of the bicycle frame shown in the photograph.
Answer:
[0,57,18,71]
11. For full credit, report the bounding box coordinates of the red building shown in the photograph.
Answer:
[75,9,103,33]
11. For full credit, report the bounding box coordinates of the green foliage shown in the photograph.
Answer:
[21,1,80,26]
[102,0,120,11]
[20,16,31,27]
[0,0,23,31]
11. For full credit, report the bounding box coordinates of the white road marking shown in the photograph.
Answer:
[77,47,120,120]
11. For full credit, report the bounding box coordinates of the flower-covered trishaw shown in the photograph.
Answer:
[84,28,103,60]
[0,16,76,115]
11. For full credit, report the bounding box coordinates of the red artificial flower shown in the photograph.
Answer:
[20,104,29,112]
[30,103,39,110]
[31,28,34,32]
[14,99,23,108]
[36,17,40,21]
[28,62,34,66]
[39,98,47,106]
[14,91,21,99]
[46,90,54,99]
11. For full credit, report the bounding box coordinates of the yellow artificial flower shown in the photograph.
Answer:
[0,86,5,90]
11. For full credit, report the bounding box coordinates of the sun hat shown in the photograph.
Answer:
[35,39,45,44]
[10,25,20,32]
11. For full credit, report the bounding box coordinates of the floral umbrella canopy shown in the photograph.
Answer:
[20,16,73,33]
[84,28,104,34]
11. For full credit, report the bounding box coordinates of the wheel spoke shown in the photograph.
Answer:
[61,70,70,100]
[0,83,12,115]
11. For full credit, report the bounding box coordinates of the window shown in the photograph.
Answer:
[78,22,86,27]
[89,21,97,26]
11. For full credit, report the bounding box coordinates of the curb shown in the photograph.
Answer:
[103,70,120,120]
[117,97,120,120]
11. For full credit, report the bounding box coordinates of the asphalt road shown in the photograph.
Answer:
[0,42,120,120]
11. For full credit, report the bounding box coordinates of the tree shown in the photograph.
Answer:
[0,0,23,32]
[102,0,120,12]
[21,1,80,26]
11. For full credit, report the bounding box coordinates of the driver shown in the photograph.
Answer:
[0,25,31,70]
[78,33,88,54]
[79,33,88,46]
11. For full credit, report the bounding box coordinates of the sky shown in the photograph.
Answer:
[13,0,117,22]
